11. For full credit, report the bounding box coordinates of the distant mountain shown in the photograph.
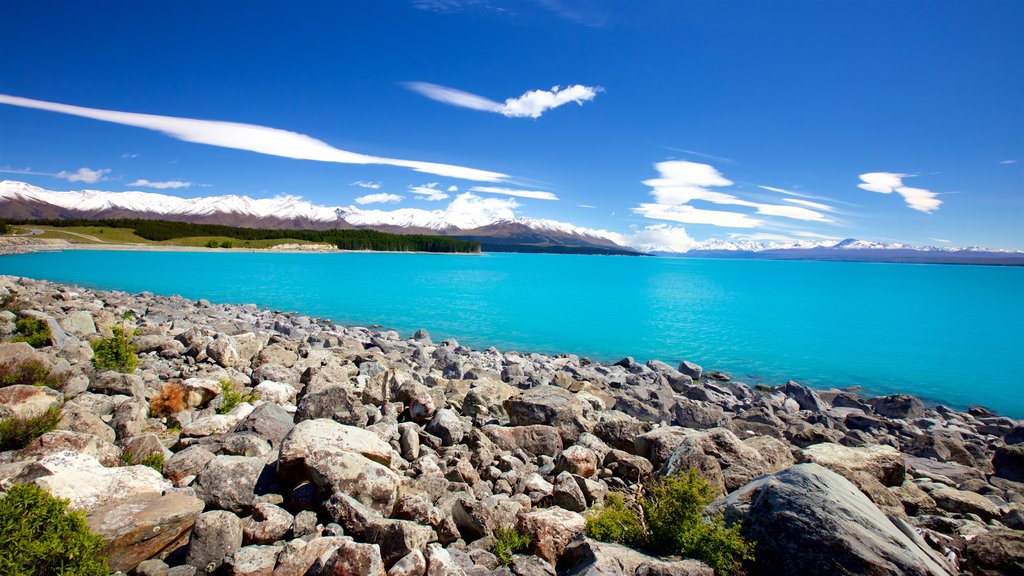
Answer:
[3,180,1020,263]
[0,180,635,255]
[657,238,1024,266]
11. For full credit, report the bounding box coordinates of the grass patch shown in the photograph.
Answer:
[0,483,109,576]
[585,470,755,575]
[120,450,164,473]
[491,527,532,566]
[90,326,138,373]
[0,407,61,451]
[12,318,51,348]
[216,380,258,414]
[0,359,68,389]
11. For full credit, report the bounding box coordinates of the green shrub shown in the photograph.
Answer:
[90,326,138,373]
[585,493,647,548]
[205,239,219,248]
[216,380,258,415]
[219,241,232,249]
[0,483,109,576]
[0,359,68,389]
[0,407,61,451]
[642,470,754,575]
[119,450,164,473]
[12,318,51,348]
[491,527,531,566]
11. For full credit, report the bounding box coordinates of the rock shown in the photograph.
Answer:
[802,443,906,487]
[228,544,281,576]
[207,337,243,369]
[962,529,1024,576]
[594,416,650,454]
[254,380,298,406]
[505,386,594,443]
[516,507,586,565]
[928,486,1001,520]
[778,381,826,412]
[399,423,421,461]
[91,371,144,398]
[870,394,926,419]
[195,455,269,514]
[321,540,388,575]
[12,429,121,467]
[186,510,244,573]
[279,418,392,468]
[164,445,216,486]
[671,397,727,430]
[87,491,204,573]
[552,472,587,512]
[364,518,435,568]
[662,427,771,493]
[426,409,465,446]
[18,451,170,511]
[555,445,598,478]
[605,449,655,483]
[677,360,703,380]
[462,380,518,425]
[243,503,294,545]
[645,360,693,392]
[425,542,465,576]
[993,444,1024,482]
[452,496,522,542]
[182,406,254,438]
[111,399,148,440]
[904,455,984,485]
[278,438,400,514]
[389,549,427,576]
[62,310,97,335]
[511,554,556,576]
[57,408,116,443]
[123,433,168,463]
[230,402,294,447]
[714,463,953,576]
[296,385,368,427]
[0,384,62,419]
[558,539,713,576]
[482,425,563,458]
[272,536,347,576]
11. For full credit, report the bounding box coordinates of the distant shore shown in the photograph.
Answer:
[0,236,479,256]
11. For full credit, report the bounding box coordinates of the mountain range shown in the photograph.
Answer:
[2,180,1022,264]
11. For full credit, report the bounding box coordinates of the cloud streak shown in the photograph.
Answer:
[56,167,110,184]
[404,82,600,119]
[355,193,403,205]
[857,172,942,213]
[469,186,559,200]
[129,179,191,189]
[351,180,382,189]
[410,182,449,201]
[0,93,507,182]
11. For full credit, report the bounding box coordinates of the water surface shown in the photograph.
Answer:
[3,250,1022,416]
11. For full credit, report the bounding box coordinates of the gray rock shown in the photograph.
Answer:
[671,397,728,430]
[516,506,586,565]
[482,424,563,458]
[87,492,204,574]
[713,463,953,576]
[296,384,368,427]
[962,529,1024,576]
[242,502,294,544]
[558,539,712,576]
[321,540,387,576]
[427,409,465,446]
[802,443,906,487]
[870,394,926,419]
[91,371,144,398]
[58,408,115,443]
[505,386,594,443]
[389,549,427,576]
[0,384,63,420]
[194,455,268,514]
[164,445,215,486]
[231,402,295,446]
[185,510,244,573]
[227,544,281,576]
[677,360,703,380]
[365,518,435,568]
[399,422,421,461]
[993,444,1024,482]
[552,471,587,512]
[111,400,148,441]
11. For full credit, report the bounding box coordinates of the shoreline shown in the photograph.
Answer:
[0,236,481,256]
[0,275,1020,575]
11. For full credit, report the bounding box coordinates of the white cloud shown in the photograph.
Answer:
[614,224,697,253]
[857,172,942,213]
[447,185,458,192]
[931,238,952,243]
[0,93,507,182]
[410,182,449,201]
[355,193,403,205]
[470,186,559,200]
[728,232,800,242]
[793,231,843,240]
[351,180,382,189]
[578,204,595,209]
[128,179,191,189]
[55,167,110,184]
[999,160,1017,165]
[636,161,833,228]
[121,152,139,159]
[782,198,833,211]
[404,82,601,119]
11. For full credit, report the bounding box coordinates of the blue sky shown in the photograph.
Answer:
[1,1,1021,249]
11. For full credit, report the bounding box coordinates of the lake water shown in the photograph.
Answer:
[2,250,1022,416]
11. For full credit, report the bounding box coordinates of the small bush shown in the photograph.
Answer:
[642,470,754,575]
[0,359,68,389]
[205,240,219,248]
[219,241,233,249]
[90,326,138,373]
[120,450,164,473]
[585,493,647,548]
[0,483,109,576]
[12,318,51,348]
[216,380,258,414]
[491,527,531,566]
[150,382,187,417]
[0,406,61,451]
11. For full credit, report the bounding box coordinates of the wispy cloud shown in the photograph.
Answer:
[0,167,54,178]
[794,231,843,240]
[999,159,1017,165]
[577,204,595,209]
[56,167,110,184]
[634,161,833,229]
[930,237,952,243]
[355,193,403,205]
[404,82,601,119]
[534,0,611,28]
[666,147,735,164]
[410,182,449,201]
[469,186,559,200]
[121,152,139,159]
[783,198,834,212]
[351,180,382,189]
[128,179,191,189]
[0,93,507,182]
[857,172,942,213]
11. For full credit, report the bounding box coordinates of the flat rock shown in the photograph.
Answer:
[279,418,392,467]
[803,443,906,487]
[0,384,62,419]
[17,451,171,511]
[482,424,563,458]
[962,529,1024,576]
[87,491,204,573]
[558,539,713,576]
[516,506,586,565]
[195,455,269,514]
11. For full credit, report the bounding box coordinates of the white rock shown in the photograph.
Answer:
[22,451,170,511]
[254,380,298,406]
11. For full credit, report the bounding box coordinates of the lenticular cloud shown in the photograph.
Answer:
[0,93,507,182]
[404,82,600,119]
[857,172,942,213]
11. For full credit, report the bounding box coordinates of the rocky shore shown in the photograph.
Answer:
[0,275,1021,576]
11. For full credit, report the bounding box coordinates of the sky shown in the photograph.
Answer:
[0,1,1022,250]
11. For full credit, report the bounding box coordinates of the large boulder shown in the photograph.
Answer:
[279,418,392,467]
[558,539,713,576]
[232,402,296,447]
[802,443,906,487]
[15,451,170,511]
[278,438,400,515]
[194,455,270,514]
[0,384,62,419]
[11,429,121,467]
[296,385,367,427]
[992,444,1024,483]
[185,510,243,573]
[516,506,586,565]
[505,386,594,443]
[482,424,563,457]
[713,463,953,576]
[662,427,771,493]
[87,491,204,573]
[869,394,925,419]
[962,529,1024,576]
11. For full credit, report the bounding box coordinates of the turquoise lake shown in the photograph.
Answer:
[2,250,1022,416]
